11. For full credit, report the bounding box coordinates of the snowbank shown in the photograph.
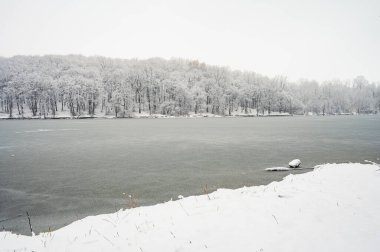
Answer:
[1,163,380,252]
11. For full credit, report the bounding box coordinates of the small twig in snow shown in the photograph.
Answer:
[95,229,115,247]
[272,214,279,224]
[178,201,190,216]
[102,218,117,228]
[202,185,211,200]
[26,211,33,235]
[135,224,140,232]
[170,231,175,238]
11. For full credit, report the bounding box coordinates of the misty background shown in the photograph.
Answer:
[0,0,379,82]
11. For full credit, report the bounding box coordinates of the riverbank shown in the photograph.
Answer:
[0,111,293,120]
[1,162,379,252]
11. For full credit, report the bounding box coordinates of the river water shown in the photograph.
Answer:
[0,115,379,234]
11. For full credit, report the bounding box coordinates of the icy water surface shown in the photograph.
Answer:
[0,116,379,234]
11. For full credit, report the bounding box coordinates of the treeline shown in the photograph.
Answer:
[0,55,379,118]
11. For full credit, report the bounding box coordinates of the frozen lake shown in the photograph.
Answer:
[1,116,379,234]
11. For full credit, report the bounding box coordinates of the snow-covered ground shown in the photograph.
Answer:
[1,163,379,252]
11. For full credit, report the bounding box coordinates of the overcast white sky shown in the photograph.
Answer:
[0,0,379,82]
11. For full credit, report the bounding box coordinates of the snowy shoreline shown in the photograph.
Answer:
[1,163,379,252]
[0,111,294,120]
[0,112,364,120]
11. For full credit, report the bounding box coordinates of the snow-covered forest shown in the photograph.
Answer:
[0,55,379,118]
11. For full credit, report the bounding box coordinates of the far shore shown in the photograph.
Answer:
[0,112,368,120]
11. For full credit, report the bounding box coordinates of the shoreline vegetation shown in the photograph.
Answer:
[0,110,368,120]
[1,163,379,251]
[1,113,292,119]
[2,107,295,120]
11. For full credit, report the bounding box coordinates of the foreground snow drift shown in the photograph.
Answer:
[1,163,380,252]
